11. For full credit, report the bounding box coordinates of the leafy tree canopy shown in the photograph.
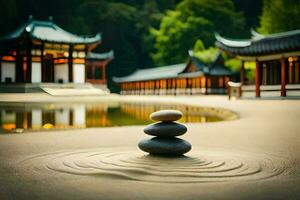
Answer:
[193,47,218,65]
[151,0,246,66]
[192,39,205,52]
[258,0,300,34]
[192,43,241,73]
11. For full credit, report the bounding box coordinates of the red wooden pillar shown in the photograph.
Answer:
[186,78,189,95]
[154,80,156,95]
[92,62,95,79]
[84,60,88,82]
[240,60,245,84]
[174,79,177,96]
[255,61,260,97]
[102,62,106,83]
[281,58,286,97]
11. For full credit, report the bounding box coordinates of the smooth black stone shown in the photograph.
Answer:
[138,137,192,156]
[150,110,183,122]
[144,122,187,137]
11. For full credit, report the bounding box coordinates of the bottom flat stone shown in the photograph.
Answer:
[138,137,191,156]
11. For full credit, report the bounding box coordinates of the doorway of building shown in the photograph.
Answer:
[42,54,54,82]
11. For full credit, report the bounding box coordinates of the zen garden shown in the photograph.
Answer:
[0,0,299,200]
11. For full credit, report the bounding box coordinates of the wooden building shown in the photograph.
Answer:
[113,52,236,95]
[85,50,114,85]
[0,16,112,92]
[216,29,300,98]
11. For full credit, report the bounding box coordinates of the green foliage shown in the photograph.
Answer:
[258,0,300,34]
[246,69,255,82]
[193,40,205,52]
[244,61,256,81]
[223,57,255,81]
[151,9,214,65]
[233,0,262,32]
[193,48,218,65]
[193,47,241,76]
[225,58,242,72]
[151,0,246,66]
[192,44,241,73]
[69,1,140,82]
[0,0,16,35]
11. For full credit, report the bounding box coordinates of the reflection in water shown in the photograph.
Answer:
[0,102,237,133]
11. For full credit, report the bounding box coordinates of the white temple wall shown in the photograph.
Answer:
[1,62,16,82]
[31,62,41,83]
[54,64,69,83]
[73,64,85,83]
[1,62,86,84]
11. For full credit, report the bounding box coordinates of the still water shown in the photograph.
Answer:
[0,102,237,133]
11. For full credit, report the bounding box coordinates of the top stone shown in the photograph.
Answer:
[150,110,183,122]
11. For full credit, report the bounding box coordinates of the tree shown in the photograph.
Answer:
[193,40,205,52]
[151,0,245,66]
[72,1,141,88]
[258,0,300,34]
[233,0,262,32]
[0,0,17,35]
[135,1,164,68]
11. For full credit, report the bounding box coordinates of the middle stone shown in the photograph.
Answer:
[144,122,187,137]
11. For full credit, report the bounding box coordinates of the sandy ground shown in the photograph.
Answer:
[0,93,299,200]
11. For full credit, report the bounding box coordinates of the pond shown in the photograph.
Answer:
[0,102,237,133]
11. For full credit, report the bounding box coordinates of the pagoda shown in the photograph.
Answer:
[0,16,113,92]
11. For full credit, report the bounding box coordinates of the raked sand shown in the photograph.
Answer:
[0,94,299,200]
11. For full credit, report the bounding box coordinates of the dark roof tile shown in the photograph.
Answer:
[215,29,300,56]
[113,52,235,83]
[0,18,101,45]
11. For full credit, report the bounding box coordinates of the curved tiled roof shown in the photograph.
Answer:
[113,52,235,83]
[0,18,101,45]
[86,50,114,60]
[113,63,186,83]
[215,29,300,56]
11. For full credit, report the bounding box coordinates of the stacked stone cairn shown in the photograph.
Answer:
[138,110,191,156]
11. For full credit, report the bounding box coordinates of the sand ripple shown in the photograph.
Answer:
[18,149,291,183]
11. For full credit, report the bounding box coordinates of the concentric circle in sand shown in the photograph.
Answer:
[18,149,290,183]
